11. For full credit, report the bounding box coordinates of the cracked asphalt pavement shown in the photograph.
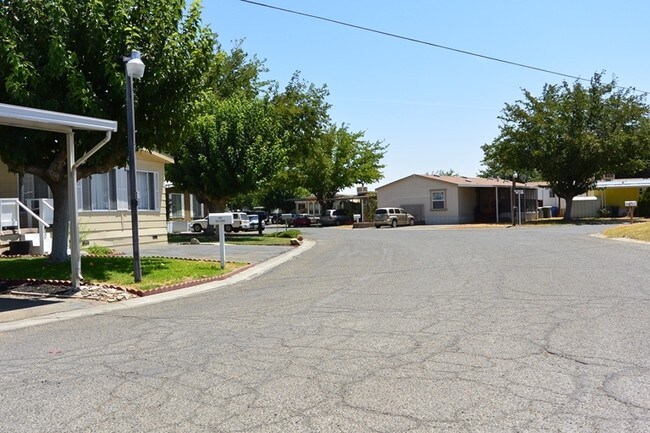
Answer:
[0,224,649,432]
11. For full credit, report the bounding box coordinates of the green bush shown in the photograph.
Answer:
[83,245,115,256]
[637,187,650,217]
[268,229,301,238]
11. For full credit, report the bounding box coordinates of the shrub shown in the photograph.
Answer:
[84,245,115,256]
[268,229,301,238]
[637,187,650,217]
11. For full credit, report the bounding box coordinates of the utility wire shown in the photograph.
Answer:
[240,0,647,94]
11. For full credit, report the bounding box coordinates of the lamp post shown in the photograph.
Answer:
[511,172,518,226]
[124,50,145,282]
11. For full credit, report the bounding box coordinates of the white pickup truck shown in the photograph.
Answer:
[190,212,250,233]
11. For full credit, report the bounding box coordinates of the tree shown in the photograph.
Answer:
[0,0,215,261]
[637,187,650,218]
[426,169,459,177]
[166,94,287,212]
[300,123,387,209]
[481,73,650,220]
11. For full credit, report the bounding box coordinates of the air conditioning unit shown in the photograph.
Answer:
[356,186,368,195]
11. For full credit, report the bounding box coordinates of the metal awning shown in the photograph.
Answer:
[0,102,118,289]
[0,103,117,133]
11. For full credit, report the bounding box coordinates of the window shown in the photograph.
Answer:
[190,194,204,218]
[77,168,158,211]
[137,171,159,210]
[431,190,446,210]
[169,193,184,219]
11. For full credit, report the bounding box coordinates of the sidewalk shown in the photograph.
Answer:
[0,240,313,331]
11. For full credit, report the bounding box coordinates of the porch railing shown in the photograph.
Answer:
[0,198,50,254]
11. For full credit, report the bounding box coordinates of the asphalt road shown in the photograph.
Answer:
[0,224,649,432]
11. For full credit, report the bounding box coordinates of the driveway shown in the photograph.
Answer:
[0,224,648,432]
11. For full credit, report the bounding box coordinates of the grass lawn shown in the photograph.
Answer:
[602,221,650,242]
[168,229,302,246]
[0,256,248,292]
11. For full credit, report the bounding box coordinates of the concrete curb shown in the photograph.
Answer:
[0,240,315,332]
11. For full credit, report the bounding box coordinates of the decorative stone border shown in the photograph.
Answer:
[125,262,253,297]
[0,261,253,299]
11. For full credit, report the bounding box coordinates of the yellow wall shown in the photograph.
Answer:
[0,162,18,197]
[593,188,643,209]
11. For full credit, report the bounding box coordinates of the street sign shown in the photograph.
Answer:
[515,189,524,195]
[625,201,637,207]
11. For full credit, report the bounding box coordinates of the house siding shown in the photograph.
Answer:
[1,152,170,249]
[377,175,464,224]
[593,187,645,216]
[78,155,168,247]
[0,162,17,197]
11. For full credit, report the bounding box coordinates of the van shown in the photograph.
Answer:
[320,209,351,226]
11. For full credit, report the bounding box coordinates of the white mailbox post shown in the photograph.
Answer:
[625,201,637,224]
[208,213,233,268]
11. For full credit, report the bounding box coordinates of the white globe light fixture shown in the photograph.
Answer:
[125,50,145,79]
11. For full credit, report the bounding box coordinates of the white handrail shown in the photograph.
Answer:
[0,198,50,227]
[1,198,51,254]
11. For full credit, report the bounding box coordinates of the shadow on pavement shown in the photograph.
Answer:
[0,296,62,313]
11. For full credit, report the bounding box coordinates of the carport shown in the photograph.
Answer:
[0,103,118,289]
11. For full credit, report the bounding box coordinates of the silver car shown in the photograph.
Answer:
[374,207,415,228]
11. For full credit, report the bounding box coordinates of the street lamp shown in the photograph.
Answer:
[124,50,145,282]
[511,172,518,226]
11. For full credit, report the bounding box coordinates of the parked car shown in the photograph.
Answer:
[270,212,293,224]
[288,214,312,227]
[374,207,415,228]
[190,212,250,233]
[320,209,351,226]
[252,207,268,223]
[247,214,265,231]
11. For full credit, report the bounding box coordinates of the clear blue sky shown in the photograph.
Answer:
[201,0,650,192]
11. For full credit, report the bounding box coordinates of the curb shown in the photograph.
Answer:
[0,239,315,332]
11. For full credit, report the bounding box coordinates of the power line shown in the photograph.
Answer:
[240,0,647,94]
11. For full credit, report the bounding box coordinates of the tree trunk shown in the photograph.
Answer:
[206,198,227,213]
[562,195,575,221]
[48,180,70,263]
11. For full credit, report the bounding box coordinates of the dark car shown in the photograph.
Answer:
[289,214,312,227]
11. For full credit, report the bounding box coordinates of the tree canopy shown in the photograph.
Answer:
[0,0,216,261]
[166,93,286,212]
[299,123,387,209]
[481,73,650,219]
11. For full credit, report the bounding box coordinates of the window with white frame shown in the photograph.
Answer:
[431,189,446,210]
[168,193,184,219]
[190,194,204,218]
[137,171,159,210]
[77,168,158,211]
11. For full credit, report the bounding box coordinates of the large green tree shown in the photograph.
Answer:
[300,123,387,209]
[166,93,287,212]
[0,0,215,261]
[481,73,650,220]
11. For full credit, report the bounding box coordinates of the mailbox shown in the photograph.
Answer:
[207,212,233,226]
